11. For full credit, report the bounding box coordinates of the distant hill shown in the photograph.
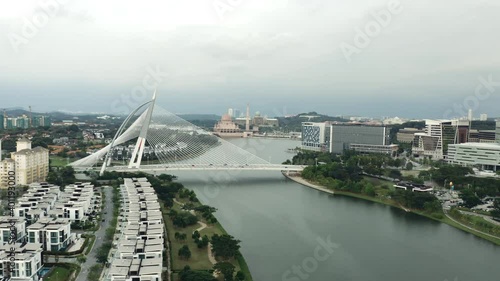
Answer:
[277,112,348,131]
[178,114,221,121]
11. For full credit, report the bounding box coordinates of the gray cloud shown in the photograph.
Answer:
[0,0,499,118]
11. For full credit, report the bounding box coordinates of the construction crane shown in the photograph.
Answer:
[29,106,33,128]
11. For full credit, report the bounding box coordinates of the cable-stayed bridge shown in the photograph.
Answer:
[70,92,305,174]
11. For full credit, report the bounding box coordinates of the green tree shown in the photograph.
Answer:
[179,266,216,281]
[178,245,191,260]
[214,262,235,281]
[173,212,198,228]
[388,169,402,179]
[405,162,413,170]
[460,189,482,208]
[491,199,500,218]
[77,255,87,264]
[235,271,245,281]
[211,234,241,260]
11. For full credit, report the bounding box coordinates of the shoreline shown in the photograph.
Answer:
[284,173,500,246]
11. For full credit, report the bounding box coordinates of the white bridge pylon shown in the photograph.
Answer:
[70,92,305,174]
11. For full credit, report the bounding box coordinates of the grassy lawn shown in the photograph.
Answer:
[44,266,70,281]
[49,156,72,167]
[162,197,253,281]
[401,170,420,177]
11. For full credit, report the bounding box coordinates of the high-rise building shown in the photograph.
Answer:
[1,115,51,130]
[330,125,393,155]
[468,109,473,121]
[412,120,469,160]
[301,122,330,152]
[496,121,500,144]
[227,108,234,118]
[0,138,49,187]
[480,114,488,121]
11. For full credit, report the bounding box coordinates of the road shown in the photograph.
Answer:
[76,186,114,281]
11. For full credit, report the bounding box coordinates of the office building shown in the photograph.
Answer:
[397,128,424,143]
[447,143,500,171]
[330,125,391,155]
[412,120,469,160]
[496,121,500,144]
[301,122,330,152]
[480,114,488,121]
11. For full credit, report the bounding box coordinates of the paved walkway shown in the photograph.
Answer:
[284,174,335,195]
[196,221,208,233]
[444,209,500,241]
[207,242,217,265]
[458,210,500,226]
[175,199,216,267]
[76,186,113,281]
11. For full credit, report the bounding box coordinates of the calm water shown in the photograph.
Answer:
[171,138,499,281]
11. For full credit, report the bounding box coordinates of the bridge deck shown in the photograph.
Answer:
[75,164,306,172]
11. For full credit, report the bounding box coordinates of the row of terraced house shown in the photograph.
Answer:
[104,178,164,281]
[0,181,100,280]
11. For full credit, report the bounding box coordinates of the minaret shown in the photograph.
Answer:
[245,103,250,132]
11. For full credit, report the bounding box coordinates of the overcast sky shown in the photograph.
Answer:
[1,0,499,119]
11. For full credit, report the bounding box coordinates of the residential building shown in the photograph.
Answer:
[0,217,27,245]
[106,178,164,281]
[0,159,15,188]
[0,114,50,130]
[49,182,96,223]
[31,116,51,127]
[107,258,162,281]
[301,122,330,152]
[14,182,60,224]
[330,125,390,155]
[27,217,73,252]
[447,143,500,171]
[7,138,49,187]
[0,243,43,281]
